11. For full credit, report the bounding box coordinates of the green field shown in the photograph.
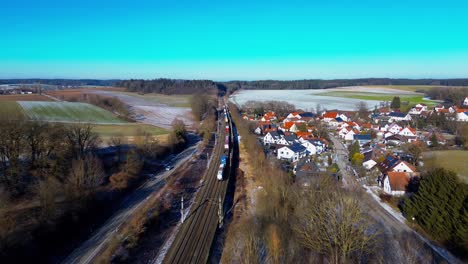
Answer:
[120,92,191,107]
[321,91,438,106]
[422,150,468,183]
[92,124,168,137]
[18,101,127,124]
[0,101,26,121]
[364,85,468,92]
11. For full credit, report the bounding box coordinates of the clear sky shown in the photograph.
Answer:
[1,0,468,80]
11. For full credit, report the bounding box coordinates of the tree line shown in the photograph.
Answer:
[0,120,187,262]
[116,79,218,95]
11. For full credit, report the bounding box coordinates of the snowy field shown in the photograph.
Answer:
[88,90,193,130]
[229,86,423,111]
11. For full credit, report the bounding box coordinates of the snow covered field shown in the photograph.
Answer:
[229,86,422,111]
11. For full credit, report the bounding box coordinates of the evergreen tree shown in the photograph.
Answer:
[403,168,468,250]
[390,96,401,109]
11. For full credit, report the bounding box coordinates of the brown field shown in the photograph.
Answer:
[46,87,126,101]
[0,94,53,101]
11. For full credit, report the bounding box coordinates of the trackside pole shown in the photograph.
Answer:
[218,196,223,228]
[181,196,185,223]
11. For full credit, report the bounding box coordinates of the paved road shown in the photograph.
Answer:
[328,134,462,264]
[62,142,200,264]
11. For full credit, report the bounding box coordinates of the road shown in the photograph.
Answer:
[162,111,236,264]
[62,142,201,264]
[328,134,462,264]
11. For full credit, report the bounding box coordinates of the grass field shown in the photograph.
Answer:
[0,101,26,120]
[321,91,438,106]
[364,85,468,92]
[18,101,127,124]
[0,94,53,101]
[422,150,468,183]
[92,123,168,137]
[119,92,191,107]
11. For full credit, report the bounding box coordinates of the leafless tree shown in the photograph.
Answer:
[67,155,104,198]
[294,189,378,264]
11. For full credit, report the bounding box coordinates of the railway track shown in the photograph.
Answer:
[163,108,235,264]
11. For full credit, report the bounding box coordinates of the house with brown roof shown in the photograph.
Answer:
[382,172,412,196]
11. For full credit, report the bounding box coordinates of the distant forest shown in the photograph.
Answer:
[222,78,468,94]
[116,79,219,95]
[0,79,118,87]
[1,78,468,95]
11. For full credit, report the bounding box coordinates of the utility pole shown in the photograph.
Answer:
[180,196,185,223]
[218,196,223,228]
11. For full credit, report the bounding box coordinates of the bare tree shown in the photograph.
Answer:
[294,190,378,264]
[65,124,99,159]
[67,155,104,198]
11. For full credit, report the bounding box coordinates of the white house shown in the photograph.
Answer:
[263,131,284,145]
[456,111,468,122]
[301,140,318,155]
[385,123,403,134]
[338,114,349,122]
[286,112,302,120]
[388,112,412,122]
[398,127,417,137]
[322,112,339,122]
[390,160,416,173]
[343,129,358,141]
[382,172,411,196]
[277,144,307,162]
[463,97,468,106]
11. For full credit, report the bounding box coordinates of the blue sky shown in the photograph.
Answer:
[1,0,468,80]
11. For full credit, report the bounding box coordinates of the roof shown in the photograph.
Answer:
[300,112,316,118]
[267,130,284,139]
[353,134,372,140]
[389,112,408,118]
[296,131,313,139]
[387,172,411,191]
[323,112,338,118]
[283,121,295,130]
[335,117,344,122]
[391,161,417,172]
[286,143,307,153]
[284,134,297,142]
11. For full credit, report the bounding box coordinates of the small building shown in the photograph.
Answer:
[277,143,307,162]
[388,112,412,122]
[353,134,372,146]
[382,172,411,196]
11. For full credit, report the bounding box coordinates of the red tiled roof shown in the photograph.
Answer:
[283,121,295,130]
[323,112,338,118]
[387,172,411,191]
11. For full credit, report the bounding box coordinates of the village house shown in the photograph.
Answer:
[388,112,412,122]
[463,97,468,106]
[382,172,412,196]
[263,131,284,145]
[322,112,339,122]
[300,140,318,155]
[353,134,372,146]
[456,110,468,122]
[408,104,428,115]
[277,143,307,162]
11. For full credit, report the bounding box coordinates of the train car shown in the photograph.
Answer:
[220,154,227,166]
[225,125,230,133]
[217,166,224,180]
[224,136,229,150]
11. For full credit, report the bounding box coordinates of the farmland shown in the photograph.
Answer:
[0,94,53,101]
[18,101,127,124]
[92,123,168,137]
[0,101,26,120]
[320,91,438,106]
[422,150,468,183]
[230,85,442,110]
[117,92,190,107]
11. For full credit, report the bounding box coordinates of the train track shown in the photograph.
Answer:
[163,109,235,264]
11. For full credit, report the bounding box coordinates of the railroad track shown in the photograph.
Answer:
[163,109,235,264]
